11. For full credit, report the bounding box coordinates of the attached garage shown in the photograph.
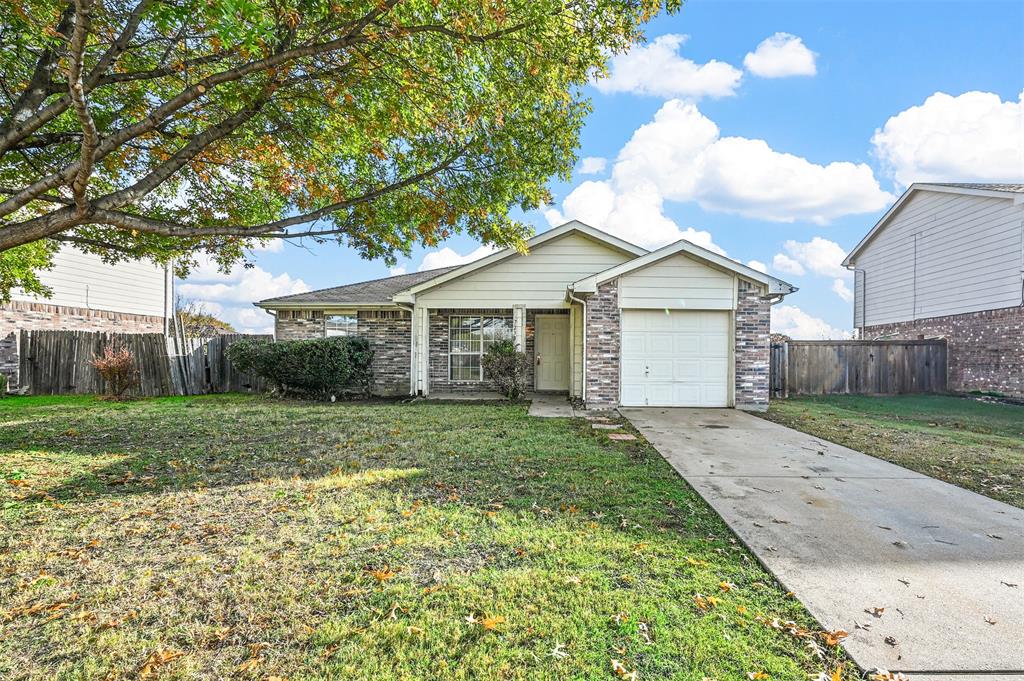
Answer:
[570,235,795,411]
[620,310,730,407]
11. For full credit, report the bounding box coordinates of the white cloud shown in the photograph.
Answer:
[744,33,817,78]
[772,305,851,340]
[547,100,893,246]
[178,256,309,333]
[772,253,805,276]
[249,239,284,253]
[776,237,850,279]
[417,244,499,272]
[389,265,407,276]
[871,90,1024,187]
[832,278,854,303]
[593,34,743,100]
[747,260,768,273]
[578,157,607,175]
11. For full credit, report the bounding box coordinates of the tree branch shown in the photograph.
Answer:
[68,0,100,214]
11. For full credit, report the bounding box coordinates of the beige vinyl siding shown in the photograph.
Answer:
[619,253,735,310]
[11,246,169,318]
[854,191,1024,327]
[417,232,633,308]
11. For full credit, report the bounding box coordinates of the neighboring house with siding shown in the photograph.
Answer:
[256,221,796,410]
[0,246,174,385]
[843,182,1024,397]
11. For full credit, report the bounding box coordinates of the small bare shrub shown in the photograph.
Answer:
[91,340,139,399]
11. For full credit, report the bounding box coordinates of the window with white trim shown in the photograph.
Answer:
[324,314,357,337]
[449,315,512,381]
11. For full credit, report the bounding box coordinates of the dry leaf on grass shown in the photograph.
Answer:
[610,659,638,680]
[138,648,185,679]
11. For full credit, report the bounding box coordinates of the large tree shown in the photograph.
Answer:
[0,0,678,299]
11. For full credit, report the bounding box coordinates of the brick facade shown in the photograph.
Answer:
[734,280,771,411]
[273,309,413,395]
[358,312,412,396]
[274,312,325,341]
[0,301,167,387]
[584,280,620,409]
[863,305,1024,397]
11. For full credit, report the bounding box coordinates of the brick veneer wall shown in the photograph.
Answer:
[863,305,1024,397]
[274,313,323,340]
[1,300,166,337]
[584,280,620,409]
[0,301,168,388]
[734,280,771,411]
[357,312,411,395]
[273,310,412,395]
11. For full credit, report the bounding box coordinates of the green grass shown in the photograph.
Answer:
[1,395,848,680]
[763,394,1024,508]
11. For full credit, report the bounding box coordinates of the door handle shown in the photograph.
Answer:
[537,354,542,365]
[644,365,649,376]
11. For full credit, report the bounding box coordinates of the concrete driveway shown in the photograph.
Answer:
[621,407,1024,678]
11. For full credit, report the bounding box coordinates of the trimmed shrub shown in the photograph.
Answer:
[90,340,140,399]
[0,372,7,398]
[482,338,529,400]
[227,336,374,399]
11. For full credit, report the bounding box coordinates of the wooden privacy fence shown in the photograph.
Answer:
[770,339,948,398]
[18,330,270,396]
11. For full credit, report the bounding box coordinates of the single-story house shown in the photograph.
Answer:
[843,182,1024,397]
[256,221,796,410]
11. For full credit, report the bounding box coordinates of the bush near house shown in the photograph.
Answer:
[482,339,530,400]
[0,372,6,397]
[227,336,373,399]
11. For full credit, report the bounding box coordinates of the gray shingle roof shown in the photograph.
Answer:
[257,266,458,306]
[925,182,1024,193]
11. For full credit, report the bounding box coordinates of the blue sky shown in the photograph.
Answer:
[179,0,1024,335]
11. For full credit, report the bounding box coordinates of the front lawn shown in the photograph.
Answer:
[763,394,1024,509]
[1,395,848,680]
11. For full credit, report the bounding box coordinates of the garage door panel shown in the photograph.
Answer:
[621,310,730,408]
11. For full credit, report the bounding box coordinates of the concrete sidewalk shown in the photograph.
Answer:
[621,407,1024,678]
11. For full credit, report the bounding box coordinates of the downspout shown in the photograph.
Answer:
[567,286,587,402]
[395,302,416,395]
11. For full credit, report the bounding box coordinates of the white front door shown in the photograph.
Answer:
[535,315,569,391]
[621,310,730,407]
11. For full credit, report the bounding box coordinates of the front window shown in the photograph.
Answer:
[324,314,357,337]
[449,315,512,381]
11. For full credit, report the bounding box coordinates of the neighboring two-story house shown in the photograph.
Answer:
[843,183,1024,397]
[1,246,174,385]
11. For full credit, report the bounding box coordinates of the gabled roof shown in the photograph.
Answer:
[571,238,797,296]
[843,182,1024,267]
[256,266,457,308]
[392,221,647,302]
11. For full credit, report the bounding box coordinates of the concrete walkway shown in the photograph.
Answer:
[621,407,1024,678]
[527,393,576,418]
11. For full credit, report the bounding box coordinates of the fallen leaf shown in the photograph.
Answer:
[481,615,505,630]
[611,659,638,680]
[984,616,997,625]
[138,648,184,679]
[719,581,735,592]
[820,629,848,646]
[747,673,769,680]
[367,567,397,583]
[865,606,885,618]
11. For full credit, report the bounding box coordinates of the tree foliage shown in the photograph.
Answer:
[0,0,679,298]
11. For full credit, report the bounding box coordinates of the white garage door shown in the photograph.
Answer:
[621,310,730,407]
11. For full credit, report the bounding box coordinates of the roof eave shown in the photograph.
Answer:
[255,300,403,310]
